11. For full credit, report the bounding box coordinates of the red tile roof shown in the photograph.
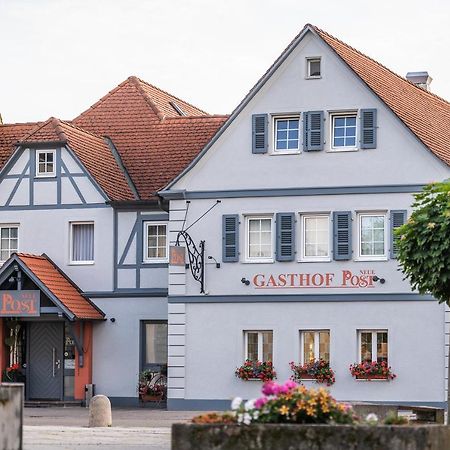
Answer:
[19,118,135,201]
[0,122,40,168]
[73,76,227,199]
[17,253,104,320]
[311,25,450,166]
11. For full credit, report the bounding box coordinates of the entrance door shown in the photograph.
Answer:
[27,322,64,400]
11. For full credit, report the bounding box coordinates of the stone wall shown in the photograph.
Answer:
[172,423,450,450]
[0,383,23,450]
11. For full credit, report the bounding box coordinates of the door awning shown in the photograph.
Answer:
[0,253,104,320]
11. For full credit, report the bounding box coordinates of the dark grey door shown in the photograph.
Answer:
[28,322,64,400]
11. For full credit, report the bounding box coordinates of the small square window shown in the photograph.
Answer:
[307,58,321,78]
[244,330,273,362]
[0,225,19,262]
[359,330,388,363]
[331,114,357,150]
[144,222,168,263]
[301,330,330,363]
[36,150,56,177]
[274,117,299,152]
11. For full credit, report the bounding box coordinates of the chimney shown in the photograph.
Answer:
[406,71,432,91]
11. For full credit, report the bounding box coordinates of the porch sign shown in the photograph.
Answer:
[170,246,186,266]
[0,290,40,317]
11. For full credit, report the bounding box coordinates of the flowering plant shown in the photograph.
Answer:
[2,363,24,383]
[235,360,276,381]
[290,360,335,386]
[192,380,357,425]
[137,370,167,399]
[349,361,396,380]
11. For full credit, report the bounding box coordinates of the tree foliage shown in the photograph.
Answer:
[395,181,450,305]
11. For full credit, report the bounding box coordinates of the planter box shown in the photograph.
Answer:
[140,394,164,402]
[355,374,390,380]
[172,423,450,450]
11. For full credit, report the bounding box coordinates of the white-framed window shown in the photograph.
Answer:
[0,225,19,262]
[357,212,387,260]
[358,330,388,363]
[330,113,357,150]
[36,150,56,177]
[301,330,330,363]
[244,330,273,362]
[245,216,273,262]
[70,222,94,264]
[300,214,330,261]
[306,57,321,78]
[144,222,168,263]
[273,116,300,152]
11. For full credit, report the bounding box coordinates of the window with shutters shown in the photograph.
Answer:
[300,214,330,261]
[358,330,388,363]
[244,330,273,362]
[330,113,357,150]
[246,216,273,262]
[0,225,19,263]
[301,330,330,363]
[357,213,388,260]
[70,222,94,264]
[36,150,56,177]
[306,57,321,78]
[273,116,300,153]
[144,222,168,263]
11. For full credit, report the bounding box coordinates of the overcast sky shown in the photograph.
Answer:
[0,0,449,123]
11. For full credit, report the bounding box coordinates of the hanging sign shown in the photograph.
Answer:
[252,269,377,289]
[0,291,40,316]
[170,246,186,266]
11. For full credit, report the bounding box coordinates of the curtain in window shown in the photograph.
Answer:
[72,223,94,262]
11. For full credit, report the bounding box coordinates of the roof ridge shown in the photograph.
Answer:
[18,117,67,143]
[311,24,450,107]
[128,76,165,120]
[134,76,208,116]
[16,252,46,259]
[0,121,41,128]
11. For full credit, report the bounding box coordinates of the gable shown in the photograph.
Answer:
[0,146,107,209]
[166,29,450,194]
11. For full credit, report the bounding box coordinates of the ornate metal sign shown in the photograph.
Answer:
[176,231,205,293]
[0,290,40,317]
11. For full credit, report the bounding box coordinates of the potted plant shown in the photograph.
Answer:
[349,361,396,380]
[235,360,276,381]
[138,370,167,402]
[290,359,335,386]
[2,363,25,383]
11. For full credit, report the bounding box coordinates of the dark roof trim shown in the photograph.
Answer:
[161,25,312,191]
[108,199,162,210]
[104,137,140,200]
[16,140,67,148]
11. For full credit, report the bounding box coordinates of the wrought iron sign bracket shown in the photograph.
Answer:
[176,230,205,293]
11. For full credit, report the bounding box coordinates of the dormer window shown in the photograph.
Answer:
[307,58,321,78]
[36,150,56,177]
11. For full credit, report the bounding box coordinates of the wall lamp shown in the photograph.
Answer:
[373,276,386,284]
[207,256,220,268]
[241,277,250,286]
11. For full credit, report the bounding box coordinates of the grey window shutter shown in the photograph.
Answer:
[303,111,324,151]
[222,215,239,262]
[333,211,352,260]
[390,210,407,259]
[276,213,295,261]
[252,114,268,154]
[360,109,377,149]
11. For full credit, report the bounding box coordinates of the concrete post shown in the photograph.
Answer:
[88,395,112,427]
[0,383,23,450]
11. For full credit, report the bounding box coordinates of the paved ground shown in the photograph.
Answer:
[23,407,199,449]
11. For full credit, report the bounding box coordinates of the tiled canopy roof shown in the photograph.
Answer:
[311,25,450,166]
[73,76,227,199]
[16,253,104,320]
[19,118,135,201]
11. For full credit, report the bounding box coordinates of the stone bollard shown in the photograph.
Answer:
[88,395,112,427]
[0,383,23,450]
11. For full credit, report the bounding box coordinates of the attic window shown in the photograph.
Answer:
[36,150,56,177]
[169,101,186,116]
[306,58,321,78]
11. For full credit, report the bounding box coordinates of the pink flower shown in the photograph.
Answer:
[254,397,268,409]
[262,381,276,396]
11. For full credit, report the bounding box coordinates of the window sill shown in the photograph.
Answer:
[298,258,331,263]
[354,257,388,262]
[270,151,301,156]
[35,174,57,179]
[243,260,274,264]
[143,260,169,265]
[305,76,322,80]
[69,262,95,266]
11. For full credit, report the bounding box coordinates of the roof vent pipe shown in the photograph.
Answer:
[406,71,432,91]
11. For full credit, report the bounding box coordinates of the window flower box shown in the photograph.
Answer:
[138,370,167,403]
[349,361,396,381]
[290,360,335,386]
[235,360,276,382]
